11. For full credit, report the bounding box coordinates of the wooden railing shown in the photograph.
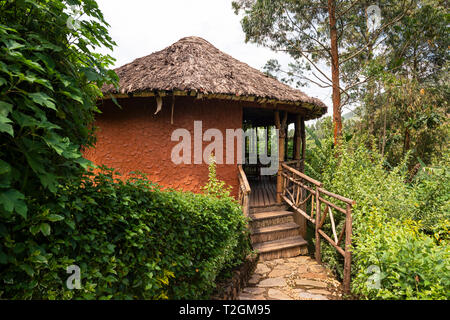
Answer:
[284,159,303,171]
[238,164,251,216]
[280,163,355,294]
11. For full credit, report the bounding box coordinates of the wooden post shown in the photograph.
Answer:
[274,111,281,203]
[294,115,301,169]
[315,186,321,263]
[293,126,298,165]
[265,126,269,156]
[255,127,258,157]
[275,111,287,203]
[343,203,353,294]
[293,115,307,237]
[285,126,289,161]
[300,117,306,172]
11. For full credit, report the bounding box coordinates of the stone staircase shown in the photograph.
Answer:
[249,205,308,261]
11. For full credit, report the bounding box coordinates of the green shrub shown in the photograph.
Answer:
[0,1,118,280]
[412,150,450,242]
[305,133,450,299]
[352,210,449,300]
[0,167,251,299]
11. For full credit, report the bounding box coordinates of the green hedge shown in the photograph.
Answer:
[0,167,251,299]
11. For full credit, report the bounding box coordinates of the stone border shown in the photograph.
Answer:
[211,252,259,300]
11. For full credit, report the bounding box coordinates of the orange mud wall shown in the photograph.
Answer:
[83,96,243,197]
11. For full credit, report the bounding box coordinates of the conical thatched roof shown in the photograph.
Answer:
[103,36,327,118]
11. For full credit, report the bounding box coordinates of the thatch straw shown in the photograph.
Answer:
[102,36,327,117]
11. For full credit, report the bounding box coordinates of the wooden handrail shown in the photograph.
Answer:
[280,162,355,294]
[238,165,251,217]
[318,187,355,205]
[238,165,251,194]
[281,162,322,187]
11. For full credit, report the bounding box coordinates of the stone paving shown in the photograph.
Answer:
[238,256,342,300]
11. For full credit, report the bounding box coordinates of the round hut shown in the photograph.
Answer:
[85,36,327,205]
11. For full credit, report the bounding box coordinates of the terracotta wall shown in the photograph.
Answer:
[83,96,243,197]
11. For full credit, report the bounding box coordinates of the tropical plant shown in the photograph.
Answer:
[0,167,251,299]
[0,0,117,224]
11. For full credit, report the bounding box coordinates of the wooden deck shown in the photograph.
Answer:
[249,176,277,207]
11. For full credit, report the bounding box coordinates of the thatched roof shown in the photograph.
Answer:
[103,36,327,118]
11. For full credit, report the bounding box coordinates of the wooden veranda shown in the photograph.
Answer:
[248,176,277,208]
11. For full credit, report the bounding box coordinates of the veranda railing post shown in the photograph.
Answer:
[343,203,353,294]
[315,186,321,263]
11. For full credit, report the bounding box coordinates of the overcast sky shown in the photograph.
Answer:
[95,0,333,116]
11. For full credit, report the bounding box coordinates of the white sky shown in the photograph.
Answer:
[95,0,333,118]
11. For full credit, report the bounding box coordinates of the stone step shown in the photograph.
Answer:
[251,222,301,244]
[249,211,294,229]
[253,236,308,261]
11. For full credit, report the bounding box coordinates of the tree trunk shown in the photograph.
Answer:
[403,127,410,155]
[328,0,342,145]
[381,104,387,157]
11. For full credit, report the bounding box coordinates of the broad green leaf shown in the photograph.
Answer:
[23,72,53,91]
[47,214,64,222]
[29,224,40,236]
[28,92,56,110]
[0,189,27,218]
[65,220,75,230]
[0,120,13,137]
[33,52,55,70]
[0,101,13,116]
[40,223,51,236]
[81,68,101,81]
[11,111,39,128]
[59,90,84,104]
[0,159,11,175]
[5,39,25,51]
[20,264,34,277]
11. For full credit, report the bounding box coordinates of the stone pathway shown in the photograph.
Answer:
[238,256,342,300]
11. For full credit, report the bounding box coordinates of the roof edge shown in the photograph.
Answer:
[100,89,327,120]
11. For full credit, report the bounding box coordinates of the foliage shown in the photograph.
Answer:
[352,210,449,299]
[232,0,408,92]
[360,72,449,168]
[304,130,449,299]
[353,0,449,167]
[412,150,450,241]
[0,167,251,299]
[0,0,117,223]
[201,155,233,198]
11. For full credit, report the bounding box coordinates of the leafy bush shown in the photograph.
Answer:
[305,131,450,299]
[0,0,117,229]
[352,210,449,300]
[412,151,450,242]
[0,167,251,299]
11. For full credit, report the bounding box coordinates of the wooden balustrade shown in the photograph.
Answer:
[238,164,251,217]
[280,163,355,294]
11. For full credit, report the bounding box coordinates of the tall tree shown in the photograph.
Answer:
[233,0,413,145]
[358,0,449,165]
